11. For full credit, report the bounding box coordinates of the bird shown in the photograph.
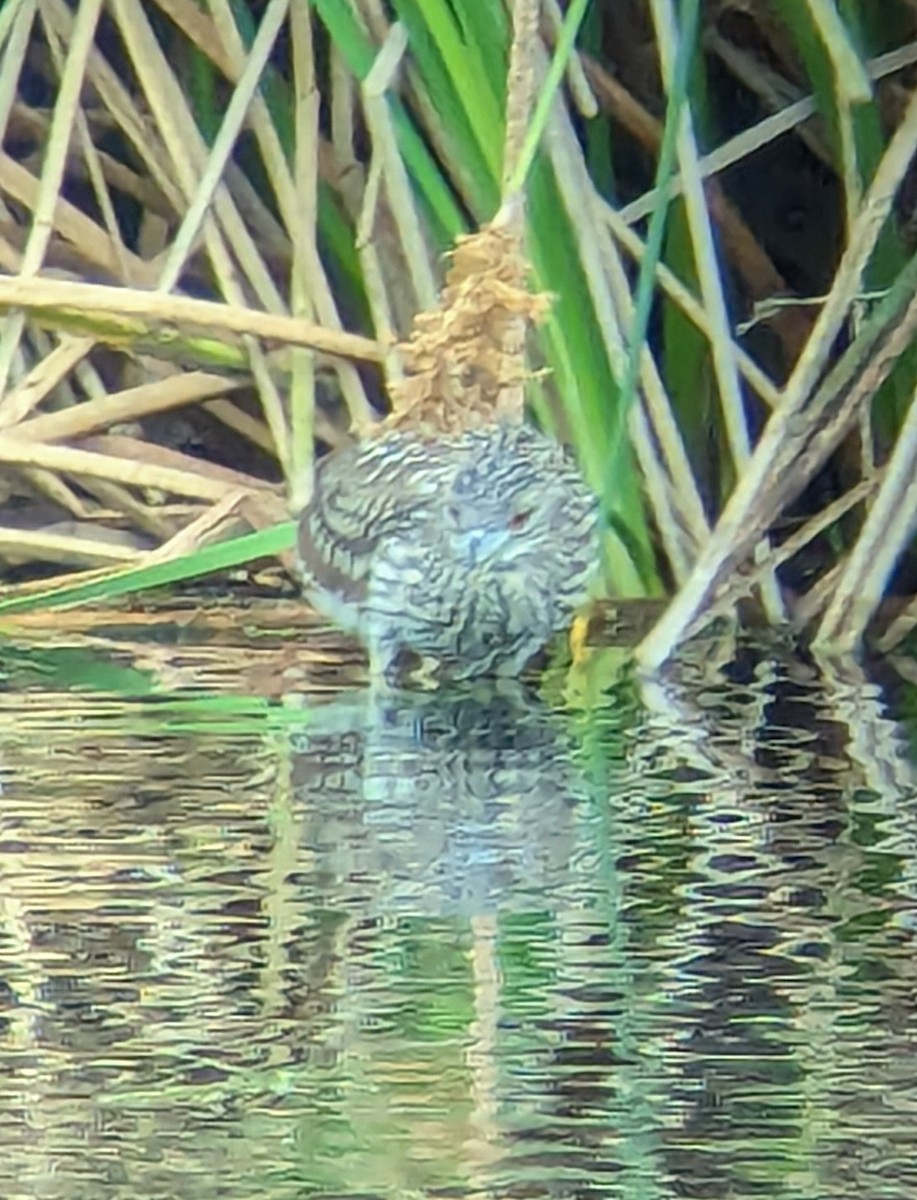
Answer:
[296,422,600,685]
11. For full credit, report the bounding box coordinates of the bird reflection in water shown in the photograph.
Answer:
[292,681,585,917]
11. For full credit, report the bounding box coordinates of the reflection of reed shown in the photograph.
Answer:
[3,635,917,1198]
[625,635,917,1197]
[465,911,504,1195]
[0,718,292,1196]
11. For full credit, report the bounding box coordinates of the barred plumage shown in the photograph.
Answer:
[296,423,600,684]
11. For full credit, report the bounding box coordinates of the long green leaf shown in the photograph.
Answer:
[0,524,296,615]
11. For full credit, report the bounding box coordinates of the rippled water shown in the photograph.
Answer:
[1,613,916,1200]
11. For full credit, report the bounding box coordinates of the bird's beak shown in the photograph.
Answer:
[465,527,509,567]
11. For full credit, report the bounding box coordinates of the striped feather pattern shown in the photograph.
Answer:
[296,423,600,680]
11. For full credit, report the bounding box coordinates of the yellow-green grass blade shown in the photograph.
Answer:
[310,0,466,243]
[527,165,656,594]
[392,0,504,189]
[661,38,720,502]
[591,0,702,585]
[441,0,509,90]
[662,205,720,501]
[0,523,296,616]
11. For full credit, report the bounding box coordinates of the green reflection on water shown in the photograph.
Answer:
[0,632,915,1199]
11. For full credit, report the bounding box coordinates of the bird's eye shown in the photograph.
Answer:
[508,509,532,531]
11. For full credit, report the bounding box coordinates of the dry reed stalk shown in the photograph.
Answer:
[0,0,383,584]
[0,436,259,500]
[288,0,320,512]
[0,276,385,360]
[638,79,917,670]
[0,526,144,566]
[815,381,917,650]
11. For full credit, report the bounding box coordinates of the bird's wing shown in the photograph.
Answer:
[297,434,457,607]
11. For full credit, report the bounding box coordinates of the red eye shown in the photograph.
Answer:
[508,509,532,531]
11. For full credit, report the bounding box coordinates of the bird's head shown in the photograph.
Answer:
[443,442,564,569]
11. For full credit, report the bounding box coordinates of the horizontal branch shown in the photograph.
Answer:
[0,276,387,364]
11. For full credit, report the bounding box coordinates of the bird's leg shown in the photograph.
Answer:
[569,606,593,666]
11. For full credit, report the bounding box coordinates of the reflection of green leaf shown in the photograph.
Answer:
[132,693,299,735]
[382,920,474,1041]
[0,646,325,734]
[838,909,896,940]
[887,675,917,761]
[0,643,156,695]
[498,911,557,1010]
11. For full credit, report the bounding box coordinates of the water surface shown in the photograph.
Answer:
[0,611,916,1199]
